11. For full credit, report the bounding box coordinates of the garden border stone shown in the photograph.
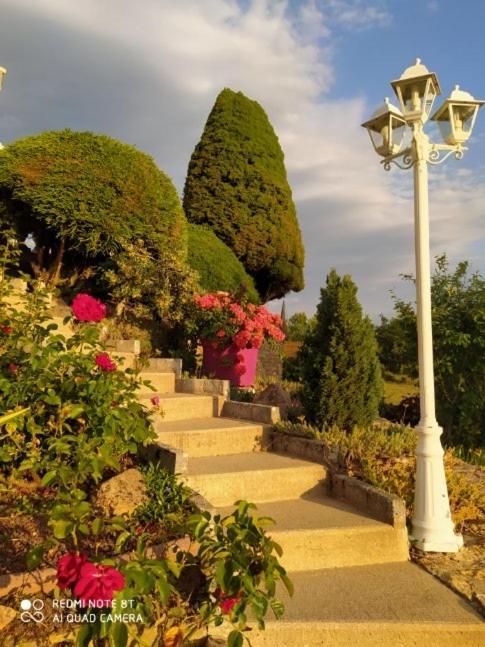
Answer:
[176,378,230,398]
[264,429,406,528]
[221,401,280,424]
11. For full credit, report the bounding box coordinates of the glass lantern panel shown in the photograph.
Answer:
[401,82,424,115]
[424,82,436,117]
[369,127,385,152]
[437,118,453,144]
[451,104,476,143]
[390,116,405,154]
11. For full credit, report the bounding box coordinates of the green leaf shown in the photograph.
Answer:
[76,623,93,647]
[41,470,57,487]
[156,575,172,604]
[109,622,128,647]
[280,573,294,597]
[115,531,132,553]
[52,519,72,539]
[26,545,45,570]
[227,630,243,647]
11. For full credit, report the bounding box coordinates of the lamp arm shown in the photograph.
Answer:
[427,143,466,165]
[381,146,414,171]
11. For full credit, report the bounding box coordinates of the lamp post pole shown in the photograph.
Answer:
[410,123,462,552]
[362,60,484,552]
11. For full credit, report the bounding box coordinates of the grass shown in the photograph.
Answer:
[383,378,418,405]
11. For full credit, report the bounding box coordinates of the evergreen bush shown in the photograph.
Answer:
[300,269,383,429]
[183,88,304,301]
[187,223,259,303]
[0,129,187,285]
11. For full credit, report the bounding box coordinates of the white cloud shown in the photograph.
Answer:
[1,0,484,318]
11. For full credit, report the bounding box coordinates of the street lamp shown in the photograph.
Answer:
[362,59,484,553]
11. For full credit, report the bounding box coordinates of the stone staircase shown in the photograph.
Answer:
[32,302,485,646]
[125,351,485,647]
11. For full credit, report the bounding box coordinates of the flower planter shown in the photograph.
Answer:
[202,342,259,387]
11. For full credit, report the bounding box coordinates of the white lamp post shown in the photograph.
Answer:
[0,66,7,149]
[362,59,484,553]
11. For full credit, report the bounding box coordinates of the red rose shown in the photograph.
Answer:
[95,353,117,372]
[71,293,106,322]
[216,589,241,614]
[216,330,226,338]
[1,326,12,334]
[7,363,18,375]
[57,553,88,590]
[73,562,125,607]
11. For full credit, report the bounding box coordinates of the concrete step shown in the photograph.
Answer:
[137,372,175,395]
[231,562,485,646]
[153,417,266,457]
[184,452,326,506]
[142,393,221,421]
[217,496,409,570]
[111,351,138,369]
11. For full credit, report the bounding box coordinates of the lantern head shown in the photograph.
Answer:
[391,58,441,124]
[361,98,406,157]
[431,85,485,146]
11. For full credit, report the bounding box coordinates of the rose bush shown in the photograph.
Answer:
[0,236,292,646]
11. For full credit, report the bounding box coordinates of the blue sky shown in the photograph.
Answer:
[0,0,484,320]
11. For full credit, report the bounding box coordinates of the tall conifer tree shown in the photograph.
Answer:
[183,88,304,301]
[300,270,383,429]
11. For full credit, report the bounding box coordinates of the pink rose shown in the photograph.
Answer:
[71,293,106,322]
[151,395,161,406]
[73,562,125,607]
[95,353,117,372]
[57,553,88,590]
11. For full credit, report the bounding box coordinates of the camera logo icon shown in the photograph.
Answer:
[20,599,45,623]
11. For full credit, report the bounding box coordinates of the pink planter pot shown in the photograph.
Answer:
[202,342,259,387]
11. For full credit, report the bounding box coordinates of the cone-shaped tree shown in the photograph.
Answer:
[300,270,383,429]
[183,88,304,301]
[187,223,259,303]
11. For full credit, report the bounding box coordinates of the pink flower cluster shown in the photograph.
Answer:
[95,352,117,372]
[194,292,285,351]
[71,293,106,322]
[57,553,125,607]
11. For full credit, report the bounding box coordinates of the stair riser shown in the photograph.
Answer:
[158,427,264,457]
[238,624,485,647]
[185,467,326,506]
[137,373,175,395]
[271,526,409,571]
[157,397,220,422]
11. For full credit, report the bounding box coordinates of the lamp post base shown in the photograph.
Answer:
[409,532,463,553]
[411,423,463,553]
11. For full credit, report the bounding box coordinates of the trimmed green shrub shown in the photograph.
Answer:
[0,129,187,286]
[187,223,259,303]
[183,88,304,301]
[300,269,384,429]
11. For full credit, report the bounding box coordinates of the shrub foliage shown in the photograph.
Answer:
[187,223,259,303]
[183,88,304,302]
[300,270,383,429]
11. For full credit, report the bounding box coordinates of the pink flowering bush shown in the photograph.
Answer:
[71,293,107,322]
[194,292,285,350]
